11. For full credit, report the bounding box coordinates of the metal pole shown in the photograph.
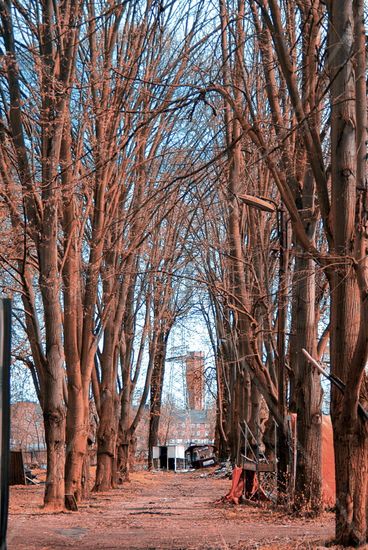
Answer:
[277,209,289,502]
[0,299,11,550]
[244,420,248,461]
[277,208,287,420]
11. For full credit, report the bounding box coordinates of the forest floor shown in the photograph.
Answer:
[8,469,337,550]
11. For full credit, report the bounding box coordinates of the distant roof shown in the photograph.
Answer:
[185,443,216,451]
[175,409,210,424]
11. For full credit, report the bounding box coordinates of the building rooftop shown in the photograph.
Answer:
[176,409,211,424]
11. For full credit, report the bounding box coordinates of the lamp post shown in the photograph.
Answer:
[237,194,276,213]
[0,299,11,550]
[237,194,289,501]
[276,206,289,501]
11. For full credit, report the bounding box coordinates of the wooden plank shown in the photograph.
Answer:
[257,463,275,473]
[243,461,275,472]
[9,451,26,485]
[242,462,257,472]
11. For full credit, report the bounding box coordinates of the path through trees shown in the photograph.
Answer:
[8,471,334,550]
[1,0,368,547]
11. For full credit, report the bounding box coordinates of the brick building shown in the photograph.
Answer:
[135,351,215,452]
[166,407,215,446]
[185,351,204,410]
[166,351,215,445]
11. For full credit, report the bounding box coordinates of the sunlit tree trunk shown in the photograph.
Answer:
[289,171,322,513]
[93,329,119,492]
[60,122,88,503]
[328,1,368,544]
[291,248,322,512]
[148,331,169,469]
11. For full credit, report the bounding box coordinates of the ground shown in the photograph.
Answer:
[8,470,335,550]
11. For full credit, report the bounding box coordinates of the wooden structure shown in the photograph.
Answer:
[240,416,296,502]
[240,420,277,501]
[9,451,26,486]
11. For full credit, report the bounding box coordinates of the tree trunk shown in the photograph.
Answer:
[65,385,88,502]
[330,268,367,544]
[292,250,322,513]
[43,369,66,511]
[94,388,118,491]
[148,332,167,469]
[117,340,133,484]
[285,163,322,512]
[333,424,368,545]
[129,435,137,473]
[214,353,229,460]
[39,197,67,510]
[276,208,289,502]
[117,431,133,483]
[328,1,368,543]
[61,121,88,504]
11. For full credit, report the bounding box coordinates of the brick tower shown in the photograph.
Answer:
[185,351,204,410]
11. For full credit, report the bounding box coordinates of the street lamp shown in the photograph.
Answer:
[0,298,11,550]
[237,193,277,213]
[237,194,289,501]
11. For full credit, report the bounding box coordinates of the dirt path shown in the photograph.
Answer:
[8,471,334,549]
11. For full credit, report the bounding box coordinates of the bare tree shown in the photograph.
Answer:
[147,196,192,469]
[245,0,368,542]
[0,0,82,510]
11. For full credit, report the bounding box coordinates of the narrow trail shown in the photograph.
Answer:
[8,471,334,549]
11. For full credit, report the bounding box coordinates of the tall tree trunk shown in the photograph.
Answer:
[94,316,120,492]
[291,248,322,513]
[117,361,133,483]
[117,434,131,482]
[39,127,67,510]
[39,182,66,509]
[64,385,88,501]
[290,171,322,513]
[214,351,229,460]
[276,208,289,501]
[328,1,368,544]
[94,387,118,491]
[61,124,88,503]
[43,367,66,511]
[148,332,168,469]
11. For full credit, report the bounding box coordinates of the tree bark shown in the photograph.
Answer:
[43,369,66,511]
[291,249,322,513]
[148,331,168,469]
[328,1,368,543]
[94,387,118,491]
[64,385,88,501]
[289,169,322,513]
[117,436,131,483]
